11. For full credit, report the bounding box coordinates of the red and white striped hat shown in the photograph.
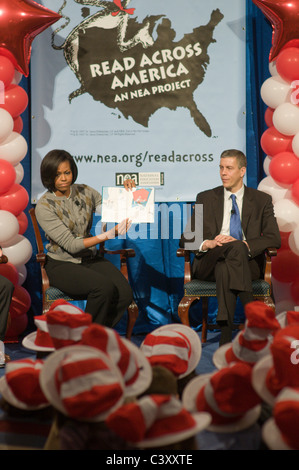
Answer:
[106,394,211,448]
[0,358,49,410]
[252,325,299,406]
[182,362,261,432]
[22,314,55,352]
[80,323,152,397]
[276,309,299,328]
[213,301,281,369]
[46,300,92,349]
[39,345,125,422]
[140,324,202,378]
[262,387,299,450]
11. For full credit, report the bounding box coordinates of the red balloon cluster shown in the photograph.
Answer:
[0,55,30,340]
[259,44,299,308]
[0,0,61,341]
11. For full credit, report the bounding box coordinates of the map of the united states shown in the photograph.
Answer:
[78,9,223,136]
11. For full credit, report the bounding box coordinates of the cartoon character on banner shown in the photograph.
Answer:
[253,0,299,311]
[51,0,156,101]
[0,0,61,339]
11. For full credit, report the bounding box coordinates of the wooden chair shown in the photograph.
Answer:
[176,247,277,343]
[29,207,139,340]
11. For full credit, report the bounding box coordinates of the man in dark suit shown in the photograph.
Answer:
[180,149,281,345]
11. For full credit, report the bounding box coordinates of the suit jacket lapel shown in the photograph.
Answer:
[241,186,254,235]
[212,186,224,234]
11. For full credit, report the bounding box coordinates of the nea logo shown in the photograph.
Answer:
[115,173,139,186]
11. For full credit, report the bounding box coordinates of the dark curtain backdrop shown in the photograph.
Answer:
[19,1,273,337]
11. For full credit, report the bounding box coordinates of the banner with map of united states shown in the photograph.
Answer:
[31,0,246,202]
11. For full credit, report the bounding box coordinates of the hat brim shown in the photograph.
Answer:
[142,323,202,378]
[39,345,124,422]
[121,338,153,397]
[134,411,211,449]
[213,343,232,369]
[262,417,292,450]
[182,373,261,433]
[22,332,55,353]
[275,312,287,328]
[0,376,49,410]
[252,355,276,406]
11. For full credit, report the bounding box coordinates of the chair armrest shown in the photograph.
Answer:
[264,247,277,285]
[103,248,136,258]
[265,247,277,258]
[176,248,192,283]
[0,254,8,264]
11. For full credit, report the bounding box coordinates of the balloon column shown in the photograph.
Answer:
[253,0,299,311]
[0,1,61,340]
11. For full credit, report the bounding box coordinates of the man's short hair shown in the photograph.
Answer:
[220,149,247,168]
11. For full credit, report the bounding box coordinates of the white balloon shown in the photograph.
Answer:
[14,162,24,184]
[0,132,28,166]
[273,102,299,135]
[263,156,271,176]
[17,264,27,286]
[269,61,278,76]
[272,279,292,306]
[12,70,22,85]
[258,176,290,204]
[260,75,291,108]
[291,131,299,158]
[0,109,13,144]
[274,198,299,232]
[0,210,19,244]
[2,235,32,266]
[289,225,299,256]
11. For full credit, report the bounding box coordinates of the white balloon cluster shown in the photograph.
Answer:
[259,58,299,312]
[0,71,32,337]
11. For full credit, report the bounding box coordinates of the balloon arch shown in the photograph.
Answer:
[0,0,298,341]
[0,0,60,340]
[254,0,299,311]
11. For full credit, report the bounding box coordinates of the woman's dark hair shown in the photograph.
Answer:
[40,149,78,192]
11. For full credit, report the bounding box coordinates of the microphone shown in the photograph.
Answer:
[75,200,80,207]
[231,209,235,214]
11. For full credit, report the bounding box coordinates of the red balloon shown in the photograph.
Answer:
[0,159,16,195]
[13,116,23,134]
[261,126,293,157]
[0,85,28,118]
[0,0,61,77]
[276,47,299,82]
[279,231,291,250]
[269,151,299,185]
[0,262,18,286]
[5,313,28,340]
[0,55,15,87]
[252,0,299,61]
[291,275,299,304]
[265,107,274,127]
[0,183,29,216]
[17,211,28,234]
[291,178,299,206]
[272,248,299,283]
[10,285,31,318]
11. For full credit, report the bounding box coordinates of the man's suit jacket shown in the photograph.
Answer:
[180,185,281,272]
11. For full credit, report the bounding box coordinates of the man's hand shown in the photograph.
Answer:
[202,235,237,251]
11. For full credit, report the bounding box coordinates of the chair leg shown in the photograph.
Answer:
[201,297,209,343]
[178,296,199,326]
[126,301,139,340]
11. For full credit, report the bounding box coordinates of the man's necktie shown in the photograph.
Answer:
[230,194,242,240]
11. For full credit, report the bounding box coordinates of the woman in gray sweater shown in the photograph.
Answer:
[35,149,133,327]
